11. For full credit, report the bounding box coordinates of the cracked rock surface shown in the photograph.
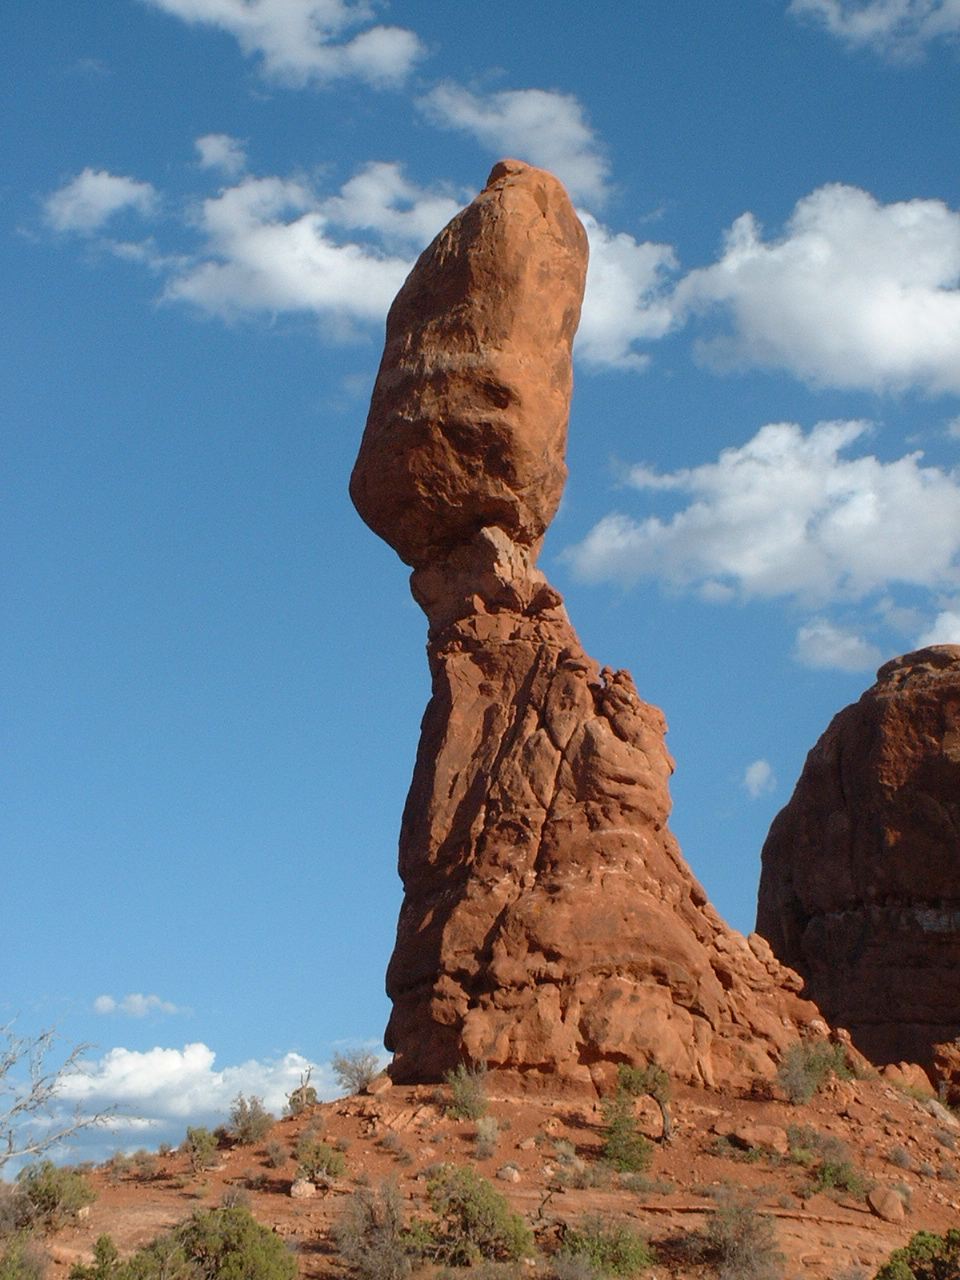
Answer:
[758,645,960,1081]
[352,160,819,1092]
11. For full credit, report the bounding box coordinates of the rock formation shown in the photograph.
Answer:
[758,645,960,1079]
[352,159,820,1093]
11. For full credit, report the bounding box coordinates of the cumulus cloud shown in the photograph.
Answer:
[421,83,609,203]
[144,0,423,86]
[59,1042,329,1119]
[576,214,679,368]
[916,605,960,645]
[93,993,182,1017]
[674,184,960,394]
[790,0,960,58]
[195,132,247,177]
[44,168,157,233]
[743,759,776,798]
[164,174,414,324]
[794,617,883,669]
[566,419,960,604]
[320,161,460,249]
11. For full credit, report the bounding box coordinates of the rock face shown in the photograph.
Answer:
[758,646,960,1075]
[352,160,819,1093]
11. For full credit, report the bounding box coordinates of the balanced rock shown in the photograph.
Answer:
[353,160,820,1092]
[757,646,960,1075]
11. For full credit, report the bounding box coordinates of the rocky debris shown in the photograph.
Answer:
[757,646,960,1078]
[352,159,821,1093]
[289,1178,316,1198]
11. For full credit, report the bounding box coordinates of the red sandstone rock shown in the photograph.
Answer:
[868,1186,906,1224]
[353,161,820,1092]
[757,646,960,1080]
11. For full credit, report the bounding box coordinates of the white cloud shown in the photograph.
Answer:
[44,168,157,233]
[145,0,423,87]
[743,759,776,798]
[576,213,679,369]
[916,605,960,645]
[195,132,247,177]
[790,0,960,58]
[674,184,960,394]
[794,617,883,670]
[93,993,182,1018]
[320,161,461,249]
[421,83,609,203]
[59,1042,330,1120]
[947,416,960,439]
[164,174,414,325]
[566,419,960,604]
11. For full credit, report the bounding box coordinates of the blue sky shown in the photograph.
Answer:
[4,0,960,1160]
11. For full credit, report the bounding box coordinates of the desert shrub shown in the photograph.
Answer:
[0,1234,47,1280]
[600,1091,652,1173]
[264,1140,287,1169]
[874,1228,960,1280]
[243,1168,267,1191]
[131,1149,158,1180]
[332,1050,381,1094]
[334,1181,411,1280]
[418,1165,532,1265]
[475,1117,500,1160]
[702,1193,784,1280]
[16,1160,96,1229]
[184,1127,218,1174]
[70,1206,297,1280]
[939,1160,958,1182]
[0,1183,30,1236]
[776,1041,850,1105]
[220,1186,250,1210]
[616,1064,673,1143]
[787,1125,847,1167]
[809,1158,869,1197]
[295,1135,345,1181]
[69,1235,123,1279]
[559,1215,654,1276]
[888,1144,913,1170]
[444,1065,488,1121]
[229,1094,273,1145]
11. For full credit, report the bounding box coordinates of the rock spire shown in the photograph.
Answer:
[352,160,820,1092]
[758,645,960,1081]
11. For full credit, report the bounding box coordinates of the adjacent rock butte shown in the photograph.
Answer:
[758,645,960,1084]
[352,159,821,1093]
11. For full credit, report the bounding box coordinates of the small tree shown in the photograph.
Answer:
[332,1051,381,1095]
[285,1069,317,1116]
[0,1025,111,1173]
[616,1063,673,1144]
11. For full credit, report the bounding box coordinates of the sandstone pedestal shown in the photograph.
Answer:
[353,160,820,1092]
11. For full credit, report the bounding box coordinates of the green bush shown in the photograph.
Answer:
[334,1182,412,1280]
[444,1065,488,1121]
[874,1228,960,1280]
[228,1094,274,1145]
[559,1215,654,1276]
[419,1165,532,1265]
[600,1091,653,1173]
[809,1158,870,1197]
[184,1127,219,1174]
[16,1160,96,1229]
[703,1193,784,1280]
[776,1041,851,1105]
[295,1134,345,1181]
[70,1206,296,1280]
[0,1234,48,1280]
[332,1050,381,1094]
